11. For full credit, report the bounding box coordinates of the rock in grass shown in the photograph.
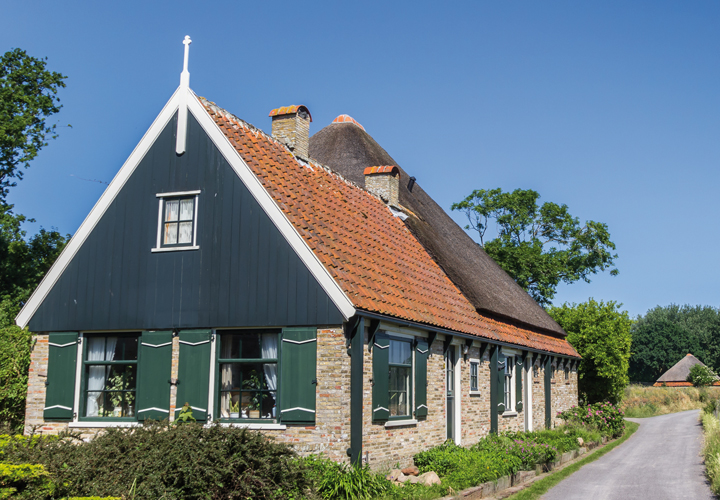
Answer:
[418,471,441,486]
[402,465,420,476]
[577,437,584,446]
[386,469,403,481]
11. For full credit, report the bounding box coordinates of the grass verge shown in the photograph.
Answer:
[621,384,720,418]
[505,421,639,500]
[701,412,720,495]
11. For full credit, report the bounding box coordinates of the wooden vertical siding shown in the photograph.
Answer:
[28,112,343,332]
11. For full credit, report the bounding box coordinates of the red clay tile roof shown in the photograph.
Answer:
[332,114,365,130]
[201,98,579,358]
[269,105,312,122]
[364,166,399,177]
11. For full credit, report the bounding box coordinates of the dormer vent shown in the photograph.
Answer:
[269,105,312,159]
[364,166,400,207]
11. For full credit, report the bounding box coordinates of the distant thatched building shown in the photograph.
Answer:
[653,354,720,387]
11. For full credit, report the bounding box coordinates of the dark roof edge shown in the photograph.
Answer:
[355,309,581,359]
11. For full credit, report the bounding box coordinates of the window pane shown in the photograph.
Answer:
[390,340,411,365]
[114,337,138,361]
[179,199,194,220]
[219,361,277,419]
[220,331,278,360]
[470,362,478,391]
[164,223,178,244]
[389,365,410,416]
[178,222,193,244]
[85,364,137,418]
[165,200,179,221]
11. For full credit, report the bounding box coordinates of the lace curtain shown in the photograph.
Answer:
[86,336,117,417]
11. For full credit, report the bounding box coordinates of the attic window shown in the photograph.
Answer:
[152,190,200,252]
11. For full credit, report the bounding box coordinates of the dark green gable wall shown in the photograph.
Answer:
[29,112,344,331]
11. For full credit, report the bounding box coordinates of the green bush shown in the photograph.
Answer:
[0,463,53,499]
[688,364,718,387]
[557,402,625,437]
[303,455,391,499]
[2,422,310,499]
[0,326,33,432]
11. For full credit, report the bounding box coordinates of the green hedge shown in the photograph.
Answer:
[1,422,310,499]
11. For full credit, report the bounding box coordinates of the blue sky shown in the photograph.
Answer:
[3,1,719,319]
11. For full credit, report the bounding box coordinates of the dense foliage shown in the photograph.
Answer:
[1,422,311,499]
[0,327,33,432]
[629,304,720,383]
[557,402,625,437]
[687,364,718,387]
[0,48,66,202]
[303,456,391,500]
[451,188,618,306]
[702,412,720,495]
[548,299,632,403]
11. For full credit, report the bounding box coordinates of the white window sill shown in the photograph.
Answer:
[219,422,286,430]
[384,419,418,428]
[501,411,518,418]
[69,421,140,428]
[469,391,482,396]
[152,246,200,253]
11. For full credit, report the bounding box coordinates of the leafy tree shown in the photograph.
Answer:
[687,364,718,387]
[0,48,66,202]
[629,304,720,383]
[451,188,618,306]
[548,299,632,404]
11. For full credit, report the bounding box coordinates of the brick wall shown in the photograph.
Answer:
[271,113,310,159]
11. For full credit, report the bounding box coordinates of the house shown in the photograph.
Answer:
[19,39,579,469]
[653,354,720,387]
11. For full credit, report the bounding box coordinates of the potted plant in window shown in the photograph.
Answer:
[229,400,240,419]
[243,370,267,419]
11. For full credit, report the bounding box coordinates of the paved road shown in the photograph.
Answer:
[542,409,714,500]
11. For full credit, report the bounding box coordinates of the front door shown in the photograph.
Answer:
[446,348,455,441]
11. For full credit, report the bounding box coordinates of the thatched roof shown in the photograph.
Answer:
[656,354,710,383]
[309,121,566,336]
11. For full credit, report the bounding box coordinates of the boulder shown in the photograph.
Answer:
[418,471,441,486]
[397,474,411,483]
[386,469,403,482]
[409,475,422,484]
[577,437,584,446]
[402,466,420,476]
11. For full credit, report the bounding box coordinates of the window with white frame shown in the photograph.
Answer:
[469,360,479,392]
[154,191,200,251]
[503,355,514,410]
[389,339,412,417]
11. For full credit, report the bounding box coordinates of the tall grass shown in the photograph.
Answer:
[701,412,720,495]
[621,385,720,418]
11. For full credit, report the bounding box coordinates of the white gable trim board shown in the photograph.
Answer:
[15,87,355,329]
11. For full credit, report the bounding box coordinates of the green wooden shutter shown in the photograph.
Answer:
[136,331,173,421]
[176,330,211,422]
[414,338,429,418]
[490,345,498,433]
[515,355,524,412]
[44,332,78,420]
[372,334,390,422]
[497,352,506,414]
[280,327,317,423]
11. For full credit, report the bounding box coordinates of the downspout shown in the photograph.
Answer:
[347,315,364,466]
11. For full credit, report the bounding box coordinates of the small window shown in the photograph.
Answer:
[470,361,479,392]
[533,364,539,379]
[389,339,412,417]
[564,365,570,380]
[504,356,514,409]
[83,334,139,418]
[154,191,200,251]
[218,330,279,420]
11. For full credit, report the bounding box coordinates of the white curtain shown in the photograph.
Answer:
[220,338,233,417]
[86,337,110,417]
[261,334,278,392]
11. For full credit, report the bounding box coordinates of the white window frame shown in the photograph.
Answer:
[469,358,481,395]
[152,190,201,252]
[501,348,520,417]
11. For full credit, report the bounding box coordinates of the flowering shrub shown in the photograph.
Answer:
[473,433,558,469]
[558,402,625,437]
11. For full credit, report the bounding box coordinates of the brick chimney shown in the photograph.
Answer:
[364,166,400,207]
[269,105,312,159]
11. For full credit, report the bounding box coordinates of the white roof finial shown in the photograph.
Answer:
[180,35,192,88]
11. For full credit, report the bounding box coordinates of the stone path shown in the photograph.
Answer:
[542,409,713,500]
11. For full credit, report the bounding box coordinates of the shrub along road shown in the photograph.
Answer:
[541,409,712,500]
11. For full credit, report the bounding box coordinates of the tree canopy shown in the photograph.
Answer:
[451,188,618,307]
[548,299,632,404]
[0,48,66,202]
[629,304,720,383]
